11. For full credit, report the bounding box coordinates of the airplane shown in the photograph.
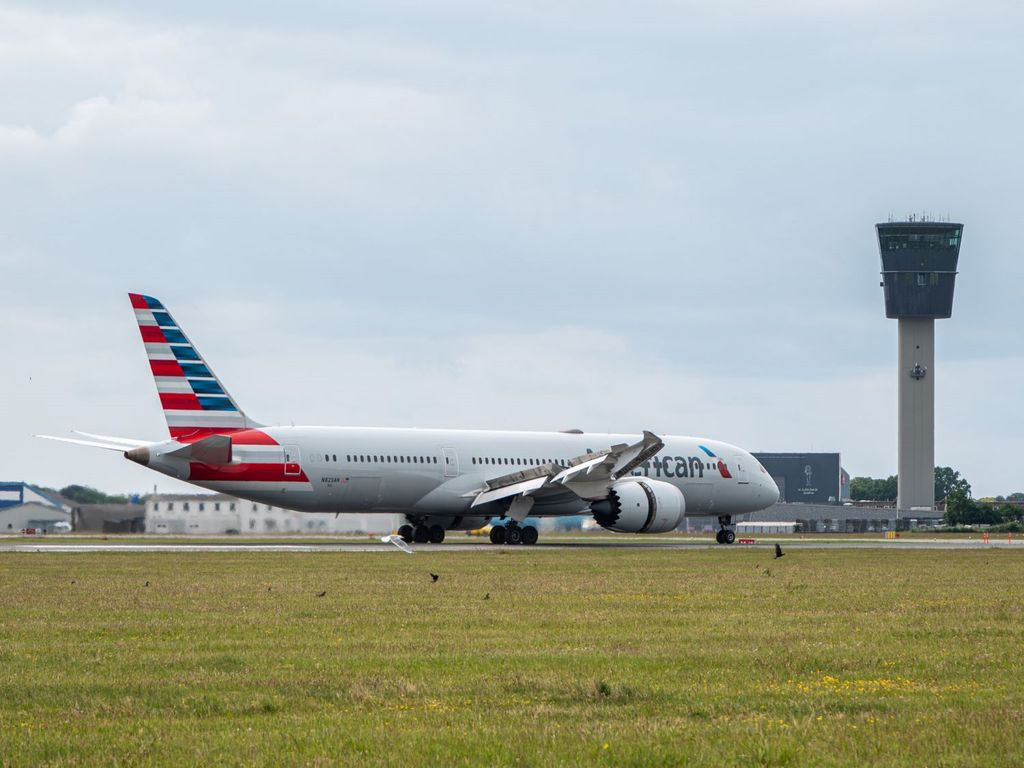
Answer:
[40,293,779,545]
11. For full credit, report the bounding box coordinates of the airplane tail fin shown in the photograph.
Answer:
[129,293,263,442]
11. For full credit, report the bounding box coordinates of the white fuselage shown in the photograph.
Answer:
[147,426,779,522]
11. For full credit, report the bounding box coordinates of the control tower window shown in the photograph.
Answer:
[879,227,962,251]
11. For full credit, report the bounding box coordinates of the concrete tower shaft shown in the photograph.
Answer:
[897,318,935,512]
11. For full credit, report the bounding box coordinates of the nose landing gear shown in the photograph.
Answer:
[716,516,736,545]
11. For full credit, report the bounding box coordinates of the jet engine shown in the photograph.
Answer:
[590,479,685,534]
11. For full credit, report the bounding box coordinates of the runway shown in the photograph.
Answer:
[1,537,1021,553]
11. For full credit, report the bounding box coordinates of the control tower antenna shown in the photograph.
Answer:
[875,218,964,517]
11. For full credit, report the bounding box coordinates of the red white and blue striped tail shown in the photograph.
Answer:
[129,293,263,442]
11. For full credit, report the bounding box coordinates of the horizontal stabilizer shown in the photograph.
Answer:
[36,434,136,452]
[72,430,152,448]
[166,434,232,465]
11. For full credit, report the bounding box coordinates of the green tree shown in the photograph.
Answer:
[59,485,129,505]
[995,504,1021,524]
[944,488,972,526]
[934,467,971,502]
[850,475,898,502]
[1007,492,1024,502]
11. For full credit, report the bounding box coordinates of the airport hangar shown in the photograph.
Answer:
[691,454,939,533]
[0,482,72,532]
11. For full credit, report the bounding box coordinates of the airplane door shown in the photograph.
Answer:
[732,453,750,484]
[442,446,459,478]
[283,445,302,476]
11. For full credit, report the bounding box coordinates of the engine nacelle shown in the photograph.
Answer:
[590,479,685,534]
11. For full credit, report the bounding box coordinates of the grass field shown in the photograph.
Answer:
[1,547,1022,766]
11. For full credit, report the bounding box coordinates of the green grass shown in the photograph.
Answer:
[1,548,1022,766]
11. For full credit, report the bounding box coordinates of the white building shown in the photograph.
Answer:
[735,521,799,535]
[145,494,401,535]
[0,482,73,533]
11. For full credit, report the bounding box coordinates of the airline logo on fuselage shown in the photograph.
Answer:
[638,455,711,479]
[636,446,732,480]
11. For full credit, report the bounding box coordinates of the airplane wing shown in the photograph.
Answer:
[467,430,664,508]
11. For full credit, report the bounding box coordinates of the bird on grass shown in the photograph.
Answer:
[483,593,490,601]
[145,581,150,587]
[430,573,439,583]
[316,591,327,597]
[774,544,786,559]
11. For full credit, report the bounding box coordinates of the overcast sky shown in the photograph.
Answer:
[2,1,1021,497]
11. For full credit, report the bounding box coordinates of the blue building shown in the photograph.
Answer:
[0,482,73,532]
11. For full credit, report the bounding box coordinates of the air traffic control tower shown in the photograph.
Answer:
[876,218,963,514]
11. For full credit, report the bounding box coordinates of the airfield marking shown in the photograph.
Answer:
[1,538,1021,553]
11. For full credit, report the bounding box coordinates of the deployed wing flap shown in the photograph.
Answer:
[470,476,549,507]
[466,431,666,508]
[554,430,663,487]
[611,429,664,477]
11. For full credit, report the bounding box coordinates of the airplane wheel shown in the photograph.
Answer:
[521,526,538,546]
[489,525,506,545]
[715,530,725,544]
[505,526,523,545]
[398,524,414,544]
[428,525,446,544]
[724,529,735,544]
[413,525,430,544]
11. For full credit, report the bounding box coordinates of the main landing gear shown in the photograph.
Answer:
[398,523,446,545]
[488,521,539,546]
[716,515,736,545]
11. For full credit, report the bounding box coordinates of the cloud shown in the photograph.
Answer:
[1,2,1022,497]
